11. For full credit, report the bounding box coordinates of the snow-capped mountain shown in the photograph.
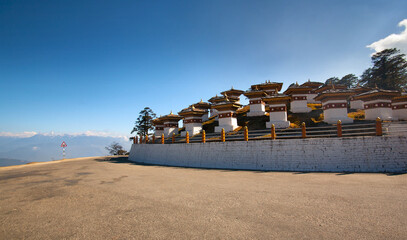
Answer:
[0,133,132,165]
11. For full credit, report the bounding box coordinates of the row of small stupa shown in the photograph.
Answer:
[152,80,407,137]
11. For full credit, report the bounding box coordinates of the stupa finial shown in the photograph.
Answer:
[200,98,203,102]
[170,110,173,114]
[308,78,310,82]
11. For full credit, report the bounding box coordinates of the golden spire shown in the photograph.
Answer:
[200,99,203,102]
[170,110,173,114]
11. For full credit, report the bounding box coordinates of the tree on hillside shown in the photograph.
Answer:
[325,77,340,85]
[105,142,127,155]
[131,107,156,136]
[360,48,407,90]
[337,74,358,88]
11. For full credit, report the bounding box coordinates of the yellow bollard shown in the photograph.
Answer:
[376,117,382,136]
[139,135,142,144]
[161,134,165,144]
[172,133,175,143]
[221,128,225,142]
[202,130,206,143]
[337,120,342,137]
[271,124,276,140]
[301,122,306,138]
[244,126,249,141]
[145,135,148,144]
[186,131,189,143]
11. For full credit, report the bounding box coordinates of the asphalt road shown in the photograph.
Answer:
[0,156,406,239]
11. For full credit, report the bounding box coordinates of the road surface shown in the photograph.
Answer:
[0,156,406,239]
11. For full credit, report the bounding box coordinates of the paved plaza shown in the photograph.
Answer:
[0,156,406,239]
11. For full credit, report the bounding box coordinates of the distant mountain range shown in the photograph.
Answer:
[0,158,30,167]
[0,134,132,167]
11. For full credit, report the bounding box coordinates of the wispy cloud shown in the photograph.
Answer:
[0,131,38,138]
[32,146,39,151]
[367,19,407,55]
[0,131,129,139]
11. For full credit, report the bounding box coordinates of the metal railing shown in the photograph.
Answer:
[131,118,407,145]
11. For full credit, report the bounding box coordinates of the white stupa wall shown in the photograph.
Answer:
[163,121,179,137]
[266,103,290,128]
[181,117,203,137]
[350,99,364,110]
[215,111,238,132]
[210,109,218,118]
[154,128,164,137]
[202,112,209,122]
[247,98,266,116]
[322,99,353,124]
[290,95,311,113]
[392,102,407,120]
[305,93,319,104]
[363,99,393,121]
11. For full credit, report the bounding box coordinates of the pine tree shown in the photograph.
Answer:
[131,107,156,136]
[338,74,358,88]
[360,48,407,90]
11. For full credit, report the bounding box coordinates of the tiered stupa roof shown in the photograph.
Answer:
[220,87,244,97]
[152,117,164,126]
[352,88,400,101]
[208,94,239,104]
[283,82,313,95]
[300,79,324,89]
[314,89,355,102]
[160,111,183,122]
[315,83,347,93]
[251,81,283,93]
[191,99,211,110]
[243,86,268,98]
[178,106,207,117]
[262,94,291,104]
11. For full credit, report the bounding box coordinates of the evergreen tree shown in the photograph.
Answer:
[131,107,156,136]
[360,48,407,90]
[337,74,358,88]
[325,77,340,85]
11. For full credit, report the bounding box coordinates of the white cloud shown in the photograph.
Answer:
[0,131,37,138]
[0,130,129,140]
[32,146,39,151]
[70,130,130,140]
[367,19,407,54]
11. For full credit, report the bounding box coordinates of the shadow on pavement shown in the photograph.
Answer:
[95,157,406,176]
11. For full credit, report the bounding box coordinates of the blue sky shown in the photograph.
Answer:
[1,0,406,137]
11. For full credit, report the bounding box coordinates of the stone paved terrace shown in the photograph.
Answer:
[0,156,406,239]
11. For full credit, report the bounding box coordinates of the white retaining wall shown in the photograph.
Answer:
[128,136,407,173]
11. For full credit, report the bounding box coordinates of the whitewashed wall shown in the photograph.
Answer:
[128,136,407,173]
